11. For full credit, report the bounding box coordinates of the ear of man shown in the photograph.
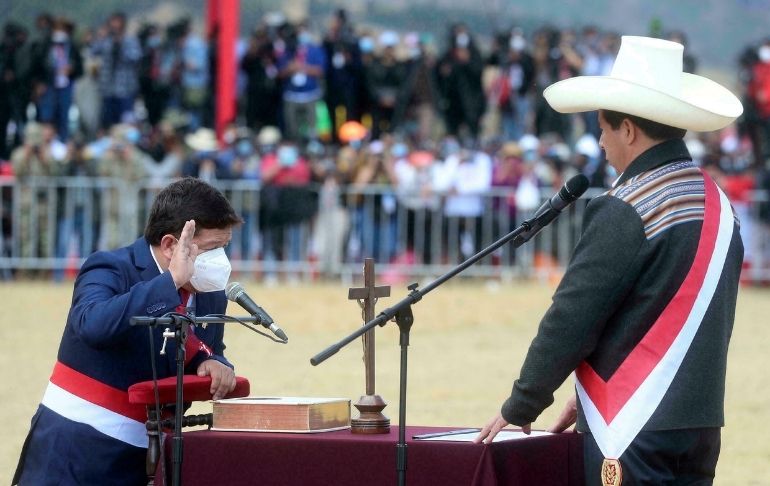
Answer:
[159,234,178,262]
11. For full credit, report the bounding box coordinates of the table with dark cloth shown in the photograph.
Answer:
[156,426,583,485]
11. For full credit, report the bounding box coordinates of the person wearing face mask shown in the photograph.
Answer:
[138,23,169,127]
[277,22,326,142]
[13,177,243,486]
[259,142,315,279]
[435,23,485,140]
[33,17,83,142]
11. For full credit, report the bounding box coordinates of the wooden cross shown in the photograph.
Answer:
[348,258,391,396]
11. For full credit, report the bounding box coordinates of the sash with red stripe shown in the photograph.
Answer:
[42,360,149,447]
[49,361,147,422]
[575,171,734,460]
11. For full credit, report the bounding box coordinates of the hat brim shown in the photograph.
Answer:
[185,135,219,152]
[543,73,743,131]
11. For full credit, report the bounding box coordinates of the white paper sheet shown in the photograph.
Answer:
[415,429,552,442]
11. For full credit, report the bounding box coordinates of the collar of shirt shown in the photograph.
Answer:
[615,138,691,187]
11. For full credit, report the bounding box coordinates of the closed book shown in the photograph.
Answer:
[212,397,351,433]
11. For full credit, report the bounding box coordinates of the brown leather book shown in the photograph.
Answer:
[212,397,351,433]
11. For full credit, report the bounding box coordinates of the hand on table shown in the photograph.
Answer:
[473,412,531,444]
[197,359,236,400]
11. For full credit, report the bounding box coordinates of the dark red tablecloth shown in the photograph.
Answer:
[157,426,583,486]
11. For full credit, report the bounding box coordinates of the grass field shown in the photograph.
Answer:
[1,279,769,484]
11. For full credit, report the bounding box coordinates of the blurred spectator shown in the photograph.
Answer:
[277,22,326,142]
[434,143,492,260]
[491,29,535,141]
[397,32,441,144]
[490,142,524,264]
[33,18,82,142]
[357,34,376,122]
[322,9,363,140]
[393,145,440,263]
[576,29,619,139]
[436,24,485,140]
[92,12,141,128]
[365,31,406,139]
[97,123,148,249]
[241,27,281,132]
[74,57,102,140]
[229,130,261,178]
[308,139,349,277]
[226,129,261,260]
[572,133,609,188]
[260,140,315,273]
[55,139,99,280]
[141,121,185,183]
[537,133,572,190]
[748,38,770,167]
[0,22,31,159]
[28,13,54,115]
[176,19,210,130]
[138,23,168,127]
[349,140,398,261]
[256,125,282,156]
[532,28,581,141]
[182,127,222,181]
[335,120,367,183]
[11,122,68,265]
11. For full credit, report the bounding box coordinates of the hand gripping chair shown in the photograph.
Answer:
[128,375,250,485]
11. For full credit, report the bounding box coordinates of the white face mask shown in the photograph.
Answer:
[759,45,770,63]
[190,247,231,292]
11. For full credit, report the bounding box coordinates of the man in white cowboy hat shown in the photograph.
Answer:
[475,36,744,485]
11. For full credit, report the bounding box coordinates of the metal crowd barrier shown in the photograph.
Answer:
[1,176,768,284]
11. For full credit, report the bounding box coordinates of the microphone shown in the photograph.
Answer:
[225,282,288,342]
[513,174,590,248]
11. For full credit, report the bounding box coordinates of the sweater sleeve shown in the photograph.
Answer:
[501,195,647,425]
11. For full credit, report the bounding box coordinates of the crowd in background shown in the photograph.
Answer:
[1,9,770,279]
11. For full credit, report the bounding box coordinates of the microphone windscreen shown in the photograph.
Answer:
[563,174,590,201]
[225,282,243,302]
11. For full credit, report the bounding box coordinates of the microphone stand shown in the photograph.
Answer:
[311,215,542,486]
[131,314,261,486]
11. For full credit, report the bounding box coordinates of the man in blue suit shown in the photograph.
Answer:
[14,177,243,485]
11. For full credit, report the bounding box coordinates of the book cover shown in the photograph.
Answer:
[212,397,351,433]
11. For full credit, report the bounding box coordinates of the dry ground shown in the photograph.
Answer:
[1,280,768,484]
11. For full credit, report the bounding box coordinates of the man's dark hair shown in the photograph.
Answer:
[144,177,242,245]
[602,110,687,141]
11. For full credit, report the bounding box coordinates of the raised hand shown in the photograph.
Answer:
[168,220,198,289]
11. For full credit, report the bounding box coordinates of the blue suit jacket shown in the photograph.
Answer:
[59,236,231,385]
[15,237,232,486]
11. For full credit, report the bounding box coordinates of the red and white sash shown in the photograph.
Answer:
[42,361,148,448]
[575,172,734,460]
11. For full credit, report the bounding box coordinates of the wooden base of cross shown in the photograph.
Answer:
[350,394,390,434]
[348,258,391,434]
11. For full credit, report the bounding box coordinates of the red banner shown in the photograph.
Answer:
[209,0,239,141]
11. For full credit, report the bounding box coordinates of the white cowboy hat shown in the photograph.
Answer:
[185,128,219,152]
[544,36,743,132]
